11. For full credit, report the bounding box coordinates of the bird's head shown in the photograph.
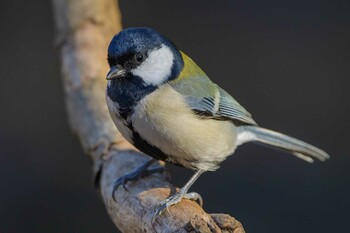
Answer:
[106,27,184,87]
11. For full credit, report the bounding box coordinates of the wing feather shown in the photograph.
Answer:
[169,52,257,126]
[217,87,257,125]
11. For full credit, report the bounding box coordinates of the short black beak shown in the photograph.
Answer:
[106,66,126,80]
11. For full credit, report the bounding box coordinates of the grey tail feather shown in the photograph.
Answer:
[236,125,330,163]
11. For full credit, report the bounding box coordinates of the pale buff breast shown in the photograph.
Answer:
[131,84,237,171]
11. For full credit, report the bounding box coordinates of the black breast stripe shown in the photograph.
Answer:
[128,123,183,167]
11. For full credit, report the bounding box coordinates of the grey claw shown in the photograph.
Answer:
[112,177,129,201]
[155,196,177,216]
[183,192,203,207]
[153,191,203,217]
[154,202,168,216]
[111,160,164,202]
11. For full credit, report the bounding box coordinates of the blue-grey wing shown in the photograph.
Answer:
[216,87,257,125]
[171,76,257,126]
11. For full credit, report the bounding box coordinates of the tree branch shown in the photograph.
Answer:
[52,0,245,232]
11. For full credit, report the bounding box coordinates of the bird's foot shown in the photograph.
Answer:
[154,190,203,216]
[112,159,164,201]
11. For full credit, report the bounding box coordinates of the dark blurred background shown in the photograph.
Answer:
[1,0,349,232]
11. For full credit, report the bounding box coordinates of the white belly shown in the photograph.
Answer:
[131,84,237,171]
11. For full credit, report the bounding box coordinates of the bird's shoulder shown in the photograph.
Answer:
[169,51,257,126]
[169,51,217,98]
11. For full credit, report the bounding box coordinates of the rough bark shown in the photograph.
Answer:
[52,0,246,232]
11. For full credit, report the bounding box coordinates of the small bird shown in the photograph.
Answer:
[105,27,330,215]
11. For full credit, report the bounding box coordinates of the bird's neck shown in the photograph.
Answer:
[168,51,208,86]
[106,76,157,119]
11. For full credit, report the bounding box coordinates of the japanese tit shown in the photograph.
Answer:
[105,27,330,215]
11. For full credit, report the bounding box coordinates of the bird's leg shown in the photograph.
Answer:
[112,159,164,201]
[155,169,204,216]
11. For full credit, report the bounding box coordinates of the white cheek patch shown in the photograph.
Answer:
[131,44,174,86]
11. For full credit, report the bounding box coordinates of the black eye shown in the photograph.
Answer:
[134,53,145,64]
